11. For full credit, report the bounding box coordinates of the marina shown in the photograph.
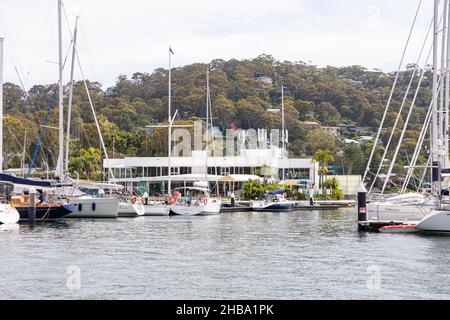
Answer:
[3,0,450,304]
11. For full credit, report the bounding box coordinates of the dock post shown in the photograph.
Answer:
[357,183,367,231]
[28,187,37,224]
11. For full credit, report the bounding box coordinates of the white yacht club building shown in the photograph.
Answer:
[103,147,319,197]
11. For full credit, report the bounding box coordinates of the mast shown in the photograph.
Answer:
[205,67,210,185]
[168,47,173,194]
[440,0,448,155]
[281,85,286,181]
[446,0,450,167]
[57,0,64,179]
[362,1,422,184]
[65,15,79,174]
[0,37,3,174]
[432,0,440,197]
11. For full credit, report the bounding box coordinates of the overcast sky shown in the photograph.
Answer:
[0,0,434,89]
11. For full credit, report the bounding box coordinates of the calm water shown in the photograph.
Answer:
[1,208,450,300]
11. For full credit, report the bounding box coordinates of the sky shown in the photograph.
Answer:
[0,0,436,90]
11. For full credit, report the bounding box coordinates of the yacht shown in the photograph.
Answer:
[251,189,295,212]
[170,187,221,216]
[367,193,434,222]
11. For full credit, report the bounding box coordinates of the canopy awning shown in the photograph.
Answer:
[218,175,263,183]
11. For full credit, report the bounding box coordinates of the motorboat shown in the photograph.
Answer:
[170,187,222,216]
[251,189,295,212]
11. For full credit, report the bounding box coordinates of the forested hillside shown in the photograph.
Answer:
[2,54,432,179]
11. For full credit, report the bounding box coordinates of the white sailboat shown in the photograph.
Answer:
[55,12,119,219]
[415,0,450,232]
[0,37,20,225]
[170,66,221,216]
[363,0,450,225]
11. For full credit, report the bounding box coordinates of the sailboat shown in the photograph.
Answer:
[363,0,450,224]
[58,15,119,219]
[0,37,20,225]
[170,66,222,216]
[365,0,450,232]
[1,36,72,222]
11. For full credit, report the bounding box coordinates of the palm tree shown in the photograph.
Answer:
[313,149,334,193]
[80,147,101,180]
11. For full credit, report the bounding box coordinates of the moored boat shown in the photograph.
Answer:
[170,187,221,216]
[11,194,75,222]
[251,189,295,212]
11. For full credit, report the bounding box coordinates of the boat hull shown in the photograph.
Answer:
[0,204,20,224]
[118,202,145,217]
[170,200,222,216]
[367,203,432,222]
[66,197,119,218]
[252,201,295,212]
[17,204,75,222]
[143,204,170,216]
[416,210,450,232]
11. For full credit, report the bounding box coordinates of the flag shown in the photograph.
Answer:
[169,46,174,55]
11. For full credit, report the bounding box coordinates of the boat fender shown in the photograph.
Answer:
[168,196,176,205]
[78,203,82,212]
[131,196,137,204]
[203,198,208,205]
[92,203,96,211]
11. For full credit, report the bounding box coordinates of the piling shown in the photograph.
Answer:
[357,183,367,231]
[28,187,37,224]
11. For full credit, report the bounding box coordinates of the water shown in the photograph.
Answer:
[1,208,450,300]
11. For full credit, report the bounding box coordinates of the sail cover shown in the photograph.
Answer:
[0,173,53,188]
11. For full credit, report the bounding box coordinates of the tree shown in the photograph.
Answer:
[305,129,337,155]
[313,149,335,193]
[316,102,341,124]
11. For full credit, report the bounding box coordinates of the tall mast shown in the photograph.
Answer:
[281,85,286,181]
[205,67,209,185]
[440,0,448,157]
[65,15,79,174]
[0,37,3,174]
[168,47,173,194]
[432,0,440,197]
[446,0,450,167]
[57,0,64,179]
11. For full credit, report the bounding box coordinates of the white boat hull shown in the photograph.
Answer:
[118,202,145,217]
[143,204,170,216]
[367,203,432,222]
[416,209,450,232]
[66,197,119,218]
[0,203,20,224]
[171,199,222,216]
